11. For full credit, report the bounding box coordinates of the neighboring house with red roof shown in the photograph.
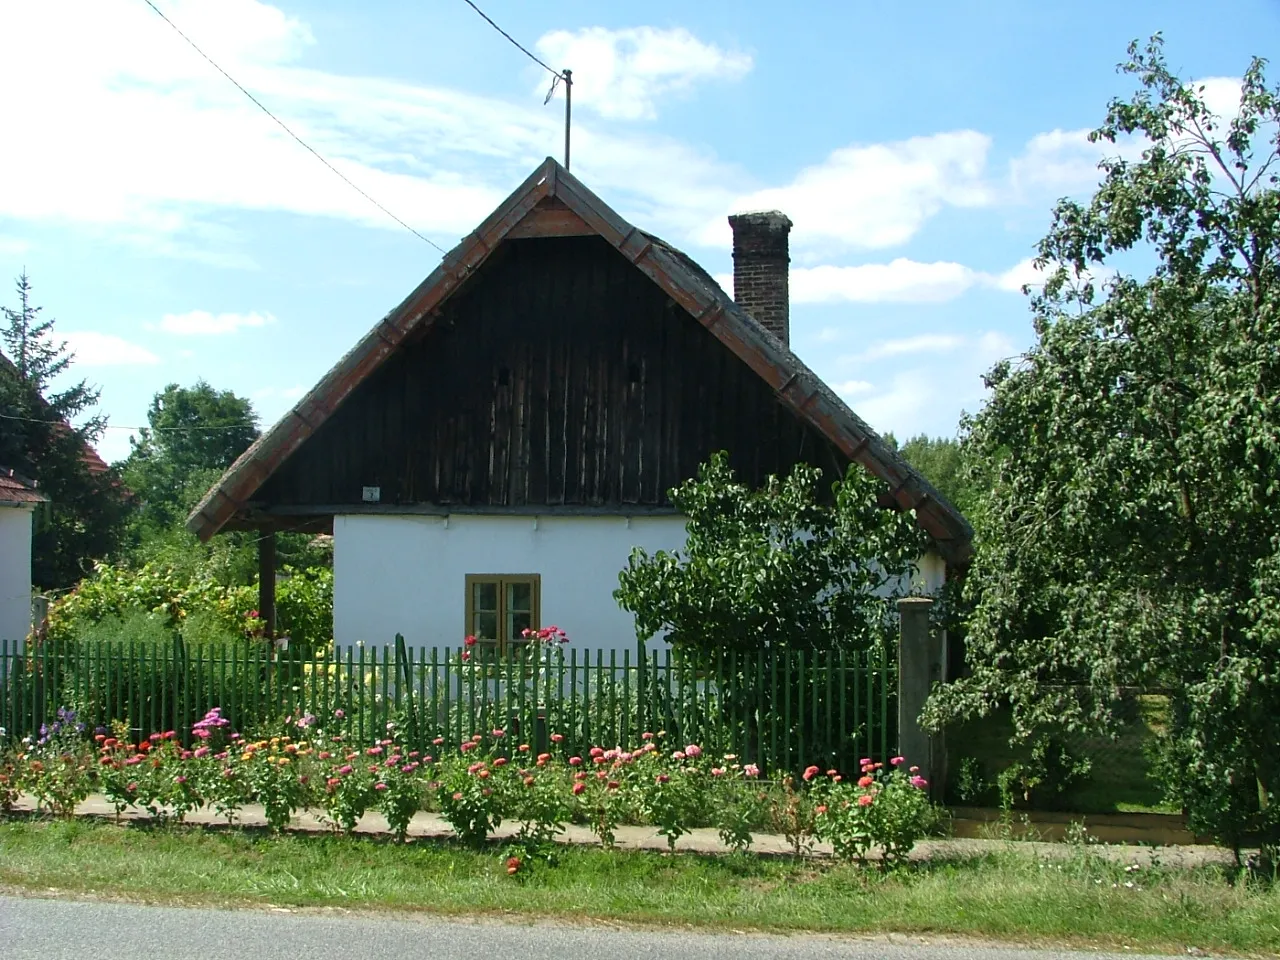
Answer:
[0,351,113,480]
[0,468,46,648]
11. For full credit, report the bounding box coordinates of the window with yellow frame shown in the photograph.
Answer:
[464,574,540,654]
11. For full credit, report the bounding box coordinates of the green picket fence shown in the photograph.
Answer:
[0,636,897,776]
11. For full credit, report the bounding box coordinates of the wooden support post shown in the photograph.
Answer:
[897,596,945,801]
[258,531,277,640]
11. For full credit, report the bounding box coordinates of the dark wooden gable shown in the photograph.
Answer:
[254,235,848,511]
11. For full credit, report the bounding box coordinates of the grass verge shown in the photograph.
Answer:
[1,817,1277,955]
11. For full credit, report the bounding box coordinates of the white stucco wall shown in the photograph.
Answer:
[332,513,949,654]
[333,513,688,653]
[0,506,35,650]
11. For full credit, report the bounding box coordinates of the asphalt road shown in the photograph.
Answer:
[0,895,1176,960]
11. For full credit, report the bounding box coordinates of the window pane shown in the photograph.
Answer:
[474,611,499,640]
[472,581,498,613]
[509,610,533,641]
[507,581,532,612]
[507,581,534,643]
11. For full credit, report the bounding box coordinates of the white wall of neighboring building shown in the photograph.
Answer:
[333,513,688,653]
[332,512,949,654]
[0,506,35,649]
[917,550,947,596]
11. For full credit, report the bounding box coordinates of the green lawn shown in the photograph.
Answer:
[1,818,1277,955]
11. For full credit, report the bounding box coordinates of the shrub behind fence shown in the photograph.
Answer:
[0,637,898,776]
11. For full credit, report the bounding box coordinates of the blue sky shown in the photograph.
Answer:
[1,0,1274,463]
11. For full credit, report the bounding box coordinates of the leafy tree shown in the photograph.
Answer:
[894,435,979,520]
[122,380,259,535]
[923,38,1280,861]
[614,452,927,654]
[138,380,259,473]
[120,381,327,588]
[0,274,127,589]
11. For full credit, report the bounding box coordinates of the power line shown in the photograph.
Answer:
[0,411,258,433]
[138,0,448,255]
[460,0,574,167]
[460,0,561,78]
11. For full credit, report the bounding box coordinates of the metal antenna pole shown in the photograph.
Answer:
[563,69,573,169]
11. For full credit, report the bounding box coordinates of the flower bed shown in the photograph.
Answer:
[1,706,936,874]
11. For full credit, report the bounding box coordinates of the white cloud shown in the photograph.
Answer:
[720,254,1075,306]
[834,379,874,397]
[854,369,935,435]
[1195,77,1244,124]
[975,330,1017,359]
[992,256,1117,294]
[534,27,752,121]
[0,1,748,256]
[856,334,965,362]
[993,256,1049,293]
[709,132,995,251]
[792,260,982,304]
[1009,77,1243,200]
[158,309,276,335]
[843,331,1017,439]
[1009,127,1106,196]
[0,236,30,256]
[61,331,161,366]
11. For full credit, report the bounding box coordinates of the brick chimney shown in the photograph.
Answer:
[728,210,793,345]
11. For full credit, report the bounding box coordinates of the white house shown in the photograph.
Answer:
[188,159,971,653]
[0,468,44,650]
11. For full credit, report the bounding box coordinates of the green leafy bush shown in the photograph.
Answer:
[996,735,1092,811]
[47,560,254,646]
[276,566,334,653]
[68,608,173,647]
[615,452,926,655]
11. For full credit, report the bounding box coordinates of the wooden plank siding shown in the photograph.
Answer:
[253,236,848,511]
